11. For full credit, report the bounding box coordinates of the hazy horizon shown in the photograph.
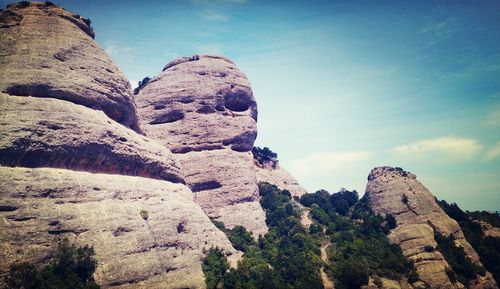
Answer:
[3,0,499,211]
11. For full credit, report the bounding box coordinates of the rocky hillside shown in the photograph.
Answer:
[365,167,497,289]
[0,2,305,288]
[1,2,498,289]
[0,2,242,288]
[254,157,307,198]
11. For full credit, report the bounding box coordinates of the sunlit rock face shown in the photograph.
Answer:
[0,4,241,288]
[0,166,240,289]
[0,93,184,184]
[0,2,140,131]
[254,160,307,198]
[136,55,257,154]
[136,55,268,236]
[365,166,497,289]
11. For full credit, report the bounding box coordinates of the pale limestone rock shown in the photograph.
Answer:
[0,93,184,184]
[365,166,497,289]
[135,55,267,236]
[363,277,411,289]
[177,149,267,236]
[0,166,240,289]
[254,160,307,198]
[136,55,257,153]
[478,221,500,238]
[0,2,139,130]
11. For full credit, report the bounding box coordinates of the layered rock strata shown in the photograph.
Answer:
[0,3,241,288]
[136,55,267,236]
[0,2,140,131]
[0,93,183,184]
[0,166,239,289]
[365,166,496,289]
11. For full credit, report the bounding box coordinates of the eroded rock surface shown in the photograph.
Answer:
[254,160,307,198]
[136,54,257,153]
[0,2,139,130]
[0,93,184,184]
[0,166,240,289]
[176,149,267,236]
[365,166,497,289]
[136,55,267,236]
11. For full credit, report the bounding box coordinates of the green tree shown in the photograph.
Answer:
[6,239,99,289]
[203,247,229,289]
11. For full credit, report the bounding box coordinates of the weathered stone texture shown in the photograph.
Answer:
[254,160,307,198]
[365,166,497,289]
[0,166,240,289]
[136,55,268,236]
[0,93,184,184]
[0,2,139,130]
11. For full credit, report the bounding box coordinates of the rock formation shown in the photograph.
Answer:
[365,166,497,289]
[0,166,239,289]
[0,93,183,184]
[135,55,268,236]
[254,159,307,198]
[0,2,140,131]
[0,2,241,288]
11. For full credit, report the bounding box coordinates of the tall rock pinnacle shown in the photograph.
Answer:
[136,55,268,235]
[365,166,497,289]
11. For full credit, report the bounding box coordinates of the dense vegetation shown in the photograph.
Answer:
[204,182,323,289]
[437,200,500,283]
[5,239,100,289]
[203,183,417,289]
[252,147,278,166]
[300,190,415,289]
[433,230,484,284]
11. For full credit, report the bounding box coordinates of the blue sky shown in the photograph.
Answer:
[4,0,499,211]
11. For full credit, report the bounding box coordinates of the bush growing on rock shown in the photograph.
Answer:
[5,239,100,289]
[424,245,435,252]
[133,76,151,95]
[18,1,31,8]
[401,194,409,204]
[203,247,229,289]
[300,189,415,288]
[140,209,149,220]
[434,230,481,284]
[252,146,278,166]
[437,199,500,283]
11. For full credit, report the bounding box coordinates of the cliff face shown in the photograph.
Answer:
[135,55,268,236]
[254,160,307,198]
[0,3,241,288]
[0,93,183,184]
[0,2,139,131]
[365,167,496,289]
[0,167,239,289]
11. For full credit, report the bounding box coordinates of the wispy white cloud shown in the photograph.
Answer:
[489,92,500,99]
[484,106,500,126]
[390,136,482,162]
[289,151,372,177]
[420,17,460,47]
[286,150,373,194]
[485,141,500,161]
[201,9,229,22]
[104,41,134,58]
